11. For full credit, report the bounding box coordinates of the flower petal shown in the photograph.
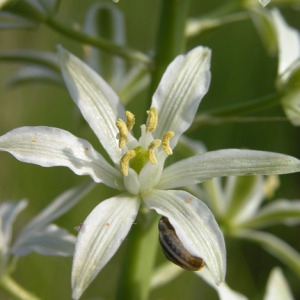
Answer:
[265,268,294,300]
[272,9,300,79]
[150,262,183,289]
[0,126,122,188]
[151,46,211,148]
[58,46,125,163]
[143,189,226,284]
[11,224,76,257]
[158,149,300,190]
[239,199,300,229]
[195,267,248,300]
[13,182,95,251]
[72,194,140,300]
[0,200,27,246]
[0,200,27,271]
[259,0,270,7]
[223,176,264,224]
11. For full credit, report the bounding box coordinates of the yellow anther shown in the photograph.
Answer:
[146,107,158,132]
[116,119,128,148]
[126,111,135,131]
[162,131,175,155]
[120,150,136,176]
[148,139,161,164]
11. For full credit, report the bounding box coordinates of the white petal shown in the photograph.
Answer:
[150,262,183,289]
[58,46,125,164]
[0,200,27,246]
[195,267,248,300]
[123,168,140,195]
[13,182,95,249]
[240,199,300,228]
[272,9,300,78]
[281,84,300,126]
[139,151,166,193]
[11,224,76,257]
[0,126,122,188]
[223,176,264,225]
[259,0,270,7]
[0,200,27,270]
[144,189,226,284]
[158,149,300,190]
[72,194,140,300]
[264,268,294,300]
[152,46,211,148]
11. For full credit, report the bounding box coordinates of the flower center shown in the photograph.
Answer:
[116,107,174,176]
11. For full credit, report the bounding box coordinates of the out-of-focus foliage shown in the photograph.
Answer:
[0,1,300,300]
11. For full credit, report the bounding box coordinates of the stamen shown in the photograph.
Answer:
[126,111,135,131]
[146,107,158,132]
[162,131,175,155]
[148,139,161,164]
[116,119,128,148]
[120,150,136,176]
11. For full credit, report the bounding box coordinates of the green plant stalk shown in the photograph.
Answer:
[189,92,281,130]
[115,213,160,300]
[46,17,152,67]
[149,0,191,96]
[116,2,191,298]
[0,274,41,300]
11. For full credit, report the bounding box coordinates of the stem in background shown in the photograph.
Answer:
[190,116,287,127]
[189,92,281,131]
[0,275,41,300]
[46,17,152,67]
[116,2,191,299]
[116,213,160,300]
[149,0,191,97]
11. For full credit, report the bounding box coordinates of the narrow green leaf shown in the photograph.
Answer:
[235,230,300,278]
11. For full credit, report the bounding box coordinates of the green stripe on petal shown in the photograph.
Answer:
[0,126,121,189]
[72,194,140,299]
[158,149,300,190]
[143,189,226,284]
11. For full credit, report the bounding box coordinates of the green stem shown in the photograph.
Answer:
[189,116,287,127]
[45,17,152,66]
[116,213,160,300]
[189,92,281,131]
[149,0,191,96]
[116,1,191,299]
[0,274,41,300]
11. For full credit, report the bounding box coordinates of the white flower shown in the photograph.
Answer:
[259,0,270,7]
[0,183,92,275]
[271,8,300,126]
[1,46,300,299]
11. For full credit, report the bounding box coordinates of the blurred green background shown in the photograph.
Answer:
[0,0,300,299]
